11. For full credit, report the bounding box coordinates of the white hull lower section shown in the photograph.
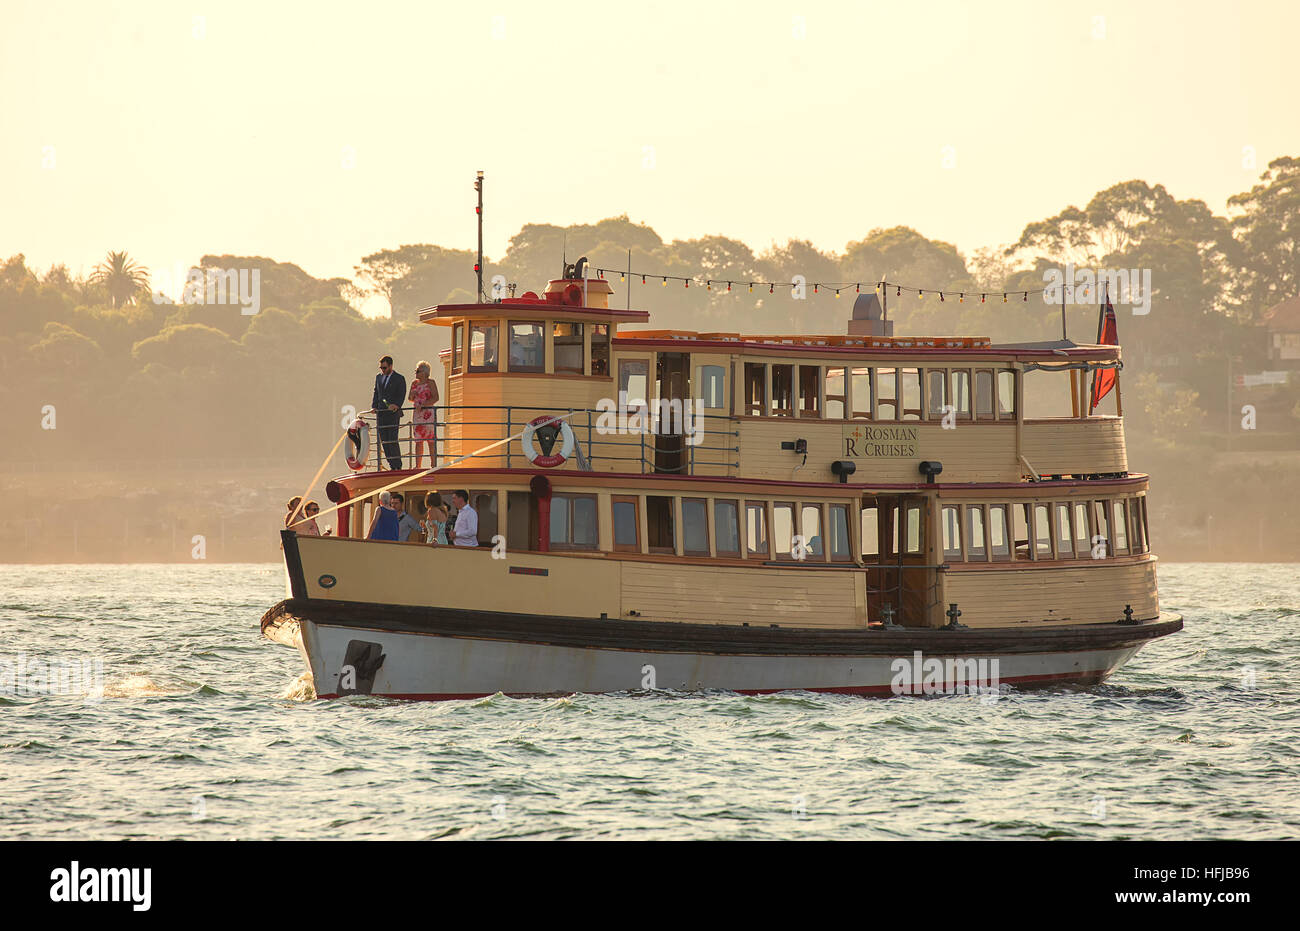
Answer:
[296,620,1144,700]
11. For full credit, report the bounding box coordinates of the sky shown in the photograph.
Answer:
[2,0,1295,315]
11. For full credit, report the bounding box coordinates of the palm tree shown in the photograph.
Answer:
[89,250,150,307]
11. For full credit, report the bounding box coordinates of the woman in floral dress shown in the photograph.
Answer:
[408,360,440,469]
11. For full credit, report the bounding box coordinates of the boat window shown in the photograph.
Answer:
[699,365,726,409]
[550,494,597,550]
[927,369,947,419]
[1033,504,1052,559]
[472,491,498,545]
[997,369,1016,418]
[1013,504,1031,560]
[850,367,873,419]
[828,504,852,562]
[798,366,820,417]
[1073,502,1090,556]
[1138,497,1150,553]
[1089,500,1109,557]
[770,365,794,417]
[876,368,897,420]
[801,504,823,558]
[553,322,584,374]
[508,321,544,372]
[646,495,675,554]
[682,498,709,556]
[590,324,610,376]
[773,502,795,559]
[715,499,741,557]
[469,322,499,372]
[966,505,987,561]
[745,501,768,558]
[506,491,532,551]
[904,502,923,555]
[942,505,962,561]
[1127,499,1145,554]
[900,368,922,421]
[612,495,640,553]
[744,363,766,416]
[1113,500,1129,555]
[825,367,846,419]
[988,505,1010,562]
[889,506,901,556]
[452,322,464,374]
[1055,502,1074,558]
[950,370,971,419]
[975,370,995,420]
[620,359,649,408]
[860,504,880,558]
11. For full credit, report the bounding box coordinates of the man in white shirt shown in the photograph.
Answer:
[451,490,478,547]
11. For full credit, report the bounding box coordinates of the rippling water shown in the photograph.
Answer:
[1,563,1296,840]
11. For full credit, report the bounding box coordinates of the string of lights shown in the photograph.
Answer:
[590,267,1104,304]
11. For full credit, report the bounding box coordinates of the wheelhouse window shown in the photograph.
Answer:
[927,369,947,419]
[773,502,795,559]
[452,322,464,374]
[1014,504,1031,560]
[770,365,794,417]
[700,365,726,409]
[950,370,971,419]
[903,502,924,555]
[828,504,852,562]
[743,363,766,416]
[612,495,640,553]
[1112,501,1129,555]
[801,504,823,559]
[745,501,768,558]
[590,324,610,376]
[508,321,544,372]
[715,499,741,557]
[620,359,649,412]
[1092,500,1110,557]
[860,504,880,559]
[1131,498,1148,554]
[825,367,846,420]
[998,369,1016,418]
[798,366,820,417]
[646,495,675,554]
[851,368,873,419]
[549,494,597,550]
[553,322,583,374]
[1073,502,1090,556]
[942,505,962,561]
[966,505,987,561]
[469,322,498,372]
[682,498,710,556]
[900,367,922,421]
[876,368,897,420]
[975,369,995,420]
[1033,504,1052,559]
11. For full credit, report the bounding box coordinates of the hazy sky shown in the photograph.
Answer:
[2,0,1295,314]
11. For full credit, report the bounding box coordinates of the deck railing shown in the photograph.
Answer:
[355,405,740,476]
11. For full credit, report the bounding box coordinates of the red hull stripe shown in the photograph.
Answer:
[317,668,1111,701]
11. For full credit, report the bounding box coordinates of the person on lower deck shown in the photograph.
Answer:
[367,491,400,541]
[423,492,450,545]
[450,490,478,547]
[390,492,422,542]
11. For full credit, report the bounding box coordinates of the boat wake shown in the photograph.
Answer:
[278,672,316,702]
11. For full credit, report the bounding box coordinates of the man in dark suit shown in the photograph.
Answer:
[371,356,407,470]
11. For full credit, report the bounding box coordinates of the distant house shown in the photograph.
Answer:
[1262,296,1300,366]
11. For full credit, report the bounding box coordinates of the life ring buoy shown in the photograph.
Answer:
[345,419,370,471]
[521,415,575,468]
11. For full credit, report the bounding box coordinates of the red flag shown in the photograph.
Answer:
[1090,293,1119,411]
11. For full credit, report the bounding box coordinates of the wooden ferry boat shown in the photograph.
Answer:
[262,263,1181,699]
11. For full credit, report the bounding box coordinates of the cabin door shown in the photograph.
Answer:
[654,352,690,474]
[863,494,935,626]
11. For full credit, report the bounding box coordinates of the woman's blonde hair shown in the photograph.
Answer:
[416,360,431,377]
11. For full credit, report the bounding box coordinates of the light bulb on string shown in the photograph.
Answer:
[919,290,924,299]
[662,277,668,287]
[856,284,861,293]
[1002,293,1007,303]
[706,280,711,291]
[896,286,901,297]
[684,279,689,288]
[641,275,646,284]
[726,282,732,292]
[1023,292,1028,302]
[939,292,945,302]
[769,283,775,294]
[981,294,986,303]
[748,283,753,293]
[834,289,840,298]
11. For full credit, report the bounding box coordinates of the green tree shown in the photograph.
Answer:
[1228,156,1300,318]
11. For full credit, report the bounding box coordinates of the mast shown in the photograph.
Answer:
[475,170,484,301]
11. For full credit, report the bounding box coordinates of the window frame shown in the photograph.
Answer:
[611,494,641,554]
[744,499,770,560]
[987,504,1011,562]
[828,502,853,563]
[714,498,742,557]
[681,496,711,557]
[552,321,584,374]
[965,503,988,562]
[468,320,499,373]
[451,322,465,374]
[548,493,599,551]
[507,320,545,373]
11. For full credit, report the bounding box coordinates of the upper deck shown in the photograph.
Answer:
[358,272,1128,486]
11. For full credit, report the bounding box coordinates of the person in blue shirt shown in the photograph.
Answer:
[367,491,401,541]
[390,492,423,542]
